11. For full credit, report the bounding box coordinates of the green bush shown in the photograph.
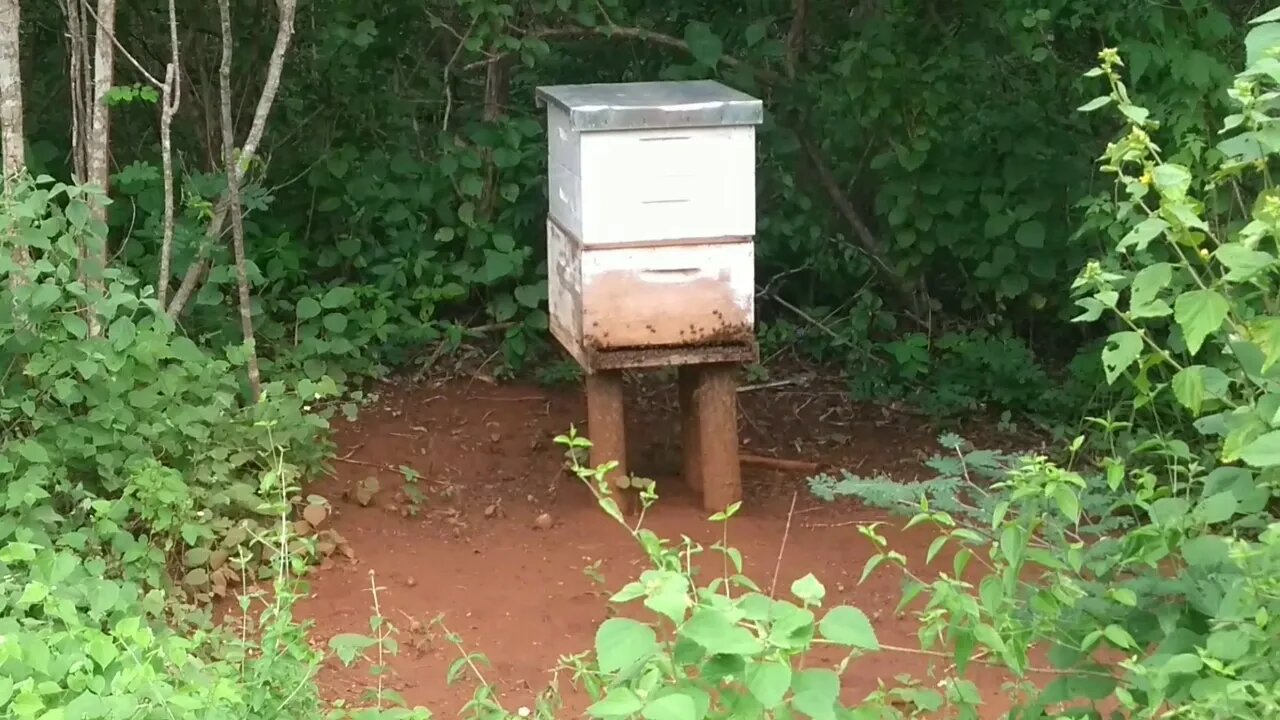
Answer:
[0,175,352,718]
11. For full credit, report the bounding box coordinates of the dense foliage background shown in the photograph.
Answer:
[8,0,1251,416]
[5,1,1280,718]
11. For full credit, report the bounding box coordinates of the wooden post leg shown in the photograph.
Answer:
[678,366,704,496]
[585,370,633,515]
[694,364,742,513]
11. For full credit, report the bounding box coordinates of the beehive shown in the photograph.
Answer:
[536,80,764,370]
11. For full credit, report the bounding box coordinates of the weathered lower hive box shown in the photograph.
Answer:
[547,219,756,369]
[536,80,764,370]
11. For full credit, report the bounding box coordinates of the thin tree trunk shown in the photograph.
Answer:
[219,0,262,402]
[64,0,90,184]
[157,0,181,308]
[0,0,31,291]
[166,0,298,320]
[84,0,118,337]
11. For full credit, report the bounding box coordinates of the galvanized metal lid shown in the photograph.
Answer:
[535,80,763,132]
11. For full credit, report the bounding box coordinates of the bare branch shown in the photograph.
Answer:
[218,0,262,401]
[79,0,162,88]
[157,0,181,307]
[234,0,298,178]
[798,133,932,326]
[166,0,298,319]
[784,0,808,79]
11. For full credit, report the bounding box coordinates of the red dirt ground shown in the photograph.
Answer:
[295,371,1035,717]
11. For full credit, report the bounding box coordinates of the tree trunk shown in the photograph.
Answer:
[157,0,181,308]
[219,0,262,402]
[166,0,298,320]
[0,0,31,290]
[84,0,118,336]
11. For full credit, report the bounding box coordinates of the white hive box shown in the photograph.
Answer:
[536,80,764,370]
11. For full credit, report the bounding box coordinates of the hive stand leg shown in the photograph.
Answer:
[585,370,634,515]
[678,366,704,497]
[686,363,742,513]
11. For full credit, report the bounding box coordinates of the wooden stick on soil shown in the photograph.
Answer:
[740,453,822,474]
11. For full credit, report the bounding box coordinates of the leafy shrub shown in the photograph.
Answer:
[0,175,357,718]
[806,12,1280,719]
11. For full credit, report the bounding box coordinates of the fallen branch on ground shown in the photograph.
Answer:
[740,453,822,474]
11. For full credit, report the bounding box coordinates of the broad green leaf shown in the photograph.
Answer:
[514,283,543,308]
[640,570,690,622]
[490,294,517,323]
[17,440,50,464]
[66,197,91,227]
[329,633,378,665]
[817,606,879,650]
[1161,653,1203,674]
[1052,484,1080,524]
[594,618,657,673]
[1206,630,1247,661]
[1246,22,1280,65]
[1129,262,1172,317]
[1117,217,1168,252]
[765,602,815,650]
[790,574,826,605]
[1148,497,1190,526]
[973,623,1007,654]
[183,568,209,586]
[1110,588,1138,607]
[108,316,137,349]
[1014,221,1044,248]
[321,286,356,308]
[61,314,89,338]
[1152,163,1192,198]
[1254,317,1280,371]
[1174,289,1229,356]
[745,660,792,708]
[1077,96,1112,112]
[323,313,349,333]
[1238,430,1280,467]
[1172,365,1206,415]
[1251,7,1280,23]
[18,581,50,606]
[1215,245,1276,282]
[1073,297,1107,322]
[587,688,644,718]
[684,22,723,67]
[492,233,516,252]
[296,297,321,320]
[88,634,118,669]
[791,668,840,720]
[679,608,762,655]
[89,579,121,616]
[481,249,516,284]
[641,693,697,720]
[1101,331,1143,383]
[1195,491,1238,524]
[1182,535,1230,568]
[183,547,211,567]
[1103,624,1135,649]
